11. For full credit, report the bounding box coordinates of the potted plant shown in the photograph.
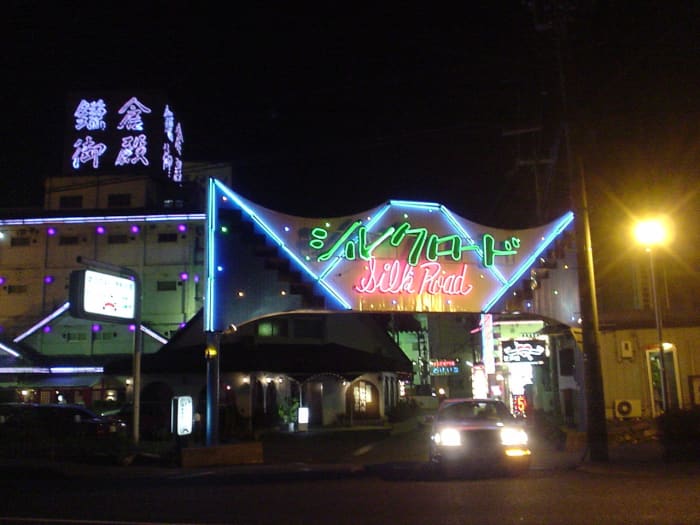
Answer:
[278,397,300,432]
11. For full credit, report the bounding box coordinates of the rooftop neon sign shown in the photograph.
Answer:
[204,179,574,331]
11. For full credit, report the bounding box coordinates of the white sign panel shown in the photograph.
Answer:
[171,396,193,436]
[83,270,136,320]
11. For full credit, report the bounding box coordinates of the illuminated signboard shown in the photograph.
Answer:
[65,91,184,182]
[171,396,193,436]
[69,269,138,324]
[481,313,495,374]
[430,359,460,376]
[205,179,574,331]
[512,394,527,416]
[501,339,547,363]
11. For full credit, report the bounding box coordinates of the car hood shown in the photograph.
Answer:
[433,420,505,431]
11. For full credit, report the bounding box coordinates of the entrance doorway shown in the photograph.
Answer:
[646,345,681,416]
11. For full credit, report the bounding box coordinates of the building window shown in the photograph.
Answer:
[59,235,80,245]
[163,199,185,209]
[59,195,83,209]
[353,381,373,413]
[157,233,178,243]
[108,234,129,244]
[292,318,324,339]
[63,332,88,342]
[157,280,177,291]
[7,285,28,294]
[107,193,132,208]
[93,331,117,340]
[10,237,31,247]
[257,319,289,337]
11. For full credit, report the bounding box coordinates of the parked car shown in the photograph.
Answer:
[428,398,531,478]
[0,402,129,463]
[100,402,170,440]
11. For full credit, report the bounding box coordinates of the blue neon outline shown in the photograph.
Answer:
[317,202,392,281]
[438,206,507,284]
[0,213,205,227]
[204,178,218,331]
[388,199,442,210]
[13,302,71,342]
[0,342,20,357]
[211,180,351,315]
[481,211,574,313]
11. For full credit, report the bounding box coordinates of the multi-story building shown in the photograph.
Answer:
[4,160,696,438]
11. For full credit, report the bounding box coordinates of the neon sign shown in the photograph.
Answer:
[355,259,473,296]
[204,179,575,331]
[430,359,460,376]
[65,91,184,182]
[501,340,546,363]
[512,394,527,417]
[310,221,520,268]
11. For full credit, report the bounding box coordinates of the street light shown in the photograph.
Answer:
[633,218,670,413]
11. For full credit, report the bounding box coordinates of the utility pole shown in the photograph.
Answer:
[553,10,609,462]
[528,1,609,461]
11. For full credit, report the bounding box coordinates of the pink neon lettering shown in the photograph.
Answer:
[355,259,473,296]
[418,262,472,295]
[355,259,416,294]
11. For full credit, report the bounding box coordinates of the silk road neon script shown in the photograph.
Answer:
[310,221,520,268]
[355,259,473,296]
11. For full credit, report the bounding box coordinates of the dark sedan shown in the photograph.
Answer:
[0,402,129,463]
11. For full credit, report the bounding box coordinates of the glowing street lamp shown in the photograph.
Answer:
[634,218,670,413]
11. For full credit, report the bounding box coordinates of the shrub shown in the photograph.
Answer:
[278,397,299,424]
[657,408,700,462]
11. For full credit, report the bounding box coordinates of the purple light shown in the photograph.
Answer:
[47,227,57,236]
[179,272,189,281]
[130,225,140,234]
[193,274,200,283]
[177,223,187,233]
[179,322,186,328]
[128,324,136,332]
[44,275,54,284]
[43,325,52,333]
[0,276,5,285]
[91,324,101,333]
[96,225,106,235]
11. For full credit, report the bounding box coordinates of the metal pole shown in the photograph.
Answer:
[132,320,142,444]
[648,249,668,412]
[76,256,142,444]
[205,331,220,446]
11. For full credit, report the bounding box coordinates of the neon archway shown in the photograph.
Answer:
[204,178,574,331]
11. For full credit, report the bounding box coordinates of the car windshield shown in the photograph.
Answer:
[438,401,510,423]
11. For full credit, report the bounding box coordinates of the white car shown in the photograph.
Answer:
[429,398,531,477]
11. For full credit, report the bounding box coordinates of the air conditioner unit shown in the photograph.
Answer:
[614,399,642,419]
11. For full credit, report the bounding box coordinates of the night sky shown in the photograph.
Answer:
[2,2,699,229]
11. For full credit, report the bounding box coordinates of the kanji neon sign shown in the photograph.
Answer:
[311,221,520,268]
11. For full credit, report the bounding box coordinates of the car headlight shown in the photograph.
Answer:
[500,427,528,446]
[434,427,462,447]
